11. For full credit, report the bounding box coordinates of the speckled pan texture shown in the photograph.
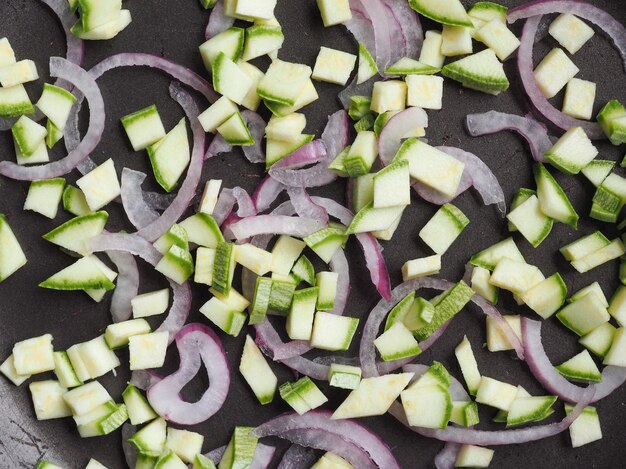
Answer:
[0,0,625,467]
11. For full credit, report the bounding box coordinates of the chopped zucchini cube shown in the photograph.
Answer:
[370,80,407,114]
[316,0,351,26]
[312,46,356,86]
[129,331,169,370]
[76,159,121,211]
[534,48,579,99]
[29,380,72,420]
[310,311,358,351]
[24,178,66,219]
[548,13,594,55]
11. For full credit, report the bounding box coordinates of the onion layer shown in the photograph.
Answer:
[147,323,229,425]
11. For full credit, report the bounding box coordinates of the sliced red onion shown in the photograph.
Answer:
[270,140,328,170]
[383,0,422,60]
[106,250,139,323]
[147,323,229,425]
[516,16,604,139]
[241,110,266,164]
[418,146,506,215]
[252,176,285,213]
[378,107,429,165]
[360,278,523,378]
[358,0,393,72]
[130,370,163,391]
[434,443,462,469]
[312,196,391,301]
[277,445,317,469]
[269,159,339,188]
[121,423,137,469]
[287,188,329,225]
[251,444,276,469]
[228,215,325,240]
[522,317,626,404]
[254,410,401,469]
[155,281,192,343]
[205,0,235,39]
[466,111,551,163]
[346,1,376,61]
[205,133,232,160]
[137,83,206,242]
[121,168,160,230]
[388,386,593,445]
[380,1,407,68]
[89,53,219,103]
[90,233,161,265]
[274,429,377,469]
[508,0,626,72]
[90,233,191,344]
[213,187,257,226]
[0,58,104,181]
[322,110,350,163]
[39,0,84,90]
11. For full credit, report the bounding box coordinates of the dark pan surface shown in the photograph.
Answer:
[1,0,625,467]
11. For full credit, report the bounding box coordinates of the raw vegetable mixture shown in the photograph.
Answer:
[0,0,625,468]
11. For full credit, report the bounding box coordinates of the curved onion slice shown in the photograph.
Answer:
[228,215,325,240]
[253,176,285,213]
[147,323,229,425]
[89,53,218,102]
[360,278,523,378]
[516,16,604,139]
[136,83,206,242]
[156,281,192,341]
[107,250,139,323]
[508,0,626,71]
[288,188,329,225]
[39,0,84,89]
[358,0,393,72]
[383,0,423,60]
[522,317,626,404]
[380,1,407,68]
[0,58,104,181]
[241,110,266,164]
[121,168,160,230]
[388,387,593,445]
[434,443,462,469]
[205,0,235,39]
[274,429,377,469]
[205,133,232,160]
[346,2,376,61]
[466,111,551,162]
[415,146,506,215]
[378,107,429,165]
[254,410,401,469]
[213,187,257,225]
[277,445,317,469]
